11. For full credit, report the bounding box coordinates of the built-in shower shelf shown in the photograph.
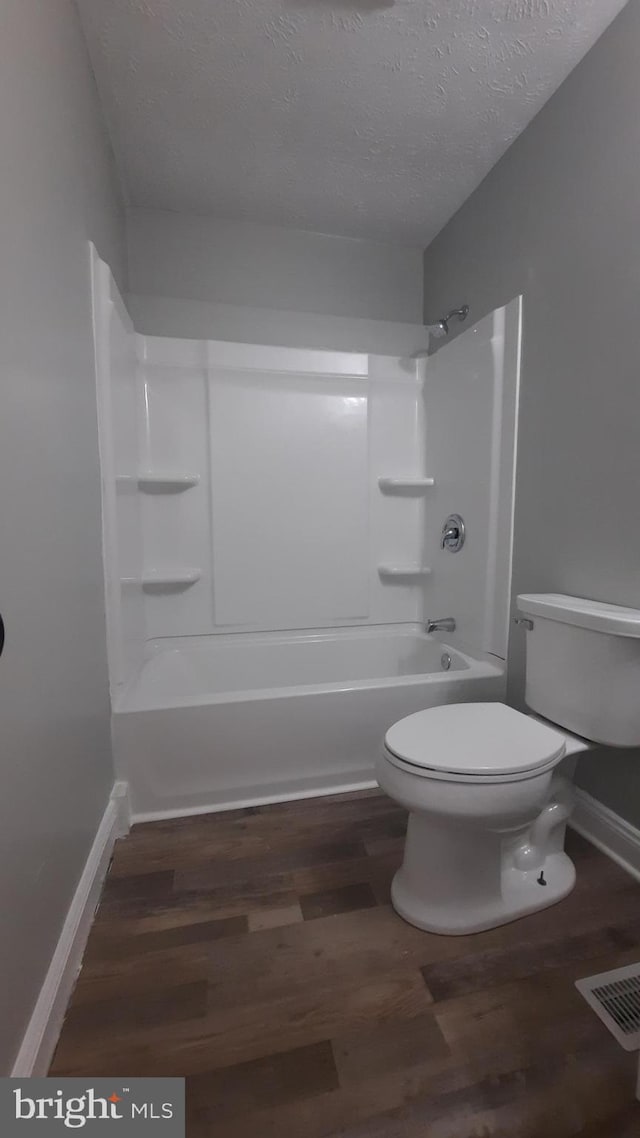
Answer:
[378,565,432,581]
[140,569,202,593]
[137,471,200,493]
[378,477,435,494]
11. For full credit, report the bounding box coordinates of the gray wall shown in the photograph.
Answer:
[0,0,125,1070]
[422,0,640,825]
[127,207,424,327]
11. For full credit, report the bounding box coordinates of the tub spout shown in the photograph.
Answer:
[426,617,456,634]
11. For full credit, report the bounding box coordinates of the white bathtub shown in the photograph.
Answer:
[113,625,505,820]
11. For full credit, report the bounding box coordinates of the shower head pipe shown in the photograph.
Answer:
[436,305,470,336]
[414,304,470,357]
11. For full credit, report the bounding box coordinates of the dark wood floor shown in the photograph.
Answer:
[51,790,640,1136]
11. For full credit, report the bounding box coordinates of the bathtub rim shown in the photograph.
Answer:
[112,638,507,822]
[114,639,505,714]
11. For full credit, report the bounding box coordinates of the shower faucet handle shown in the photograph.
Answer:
[441,514,465,552]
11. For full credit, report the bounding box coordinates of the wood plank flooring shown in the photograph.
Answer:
[51,790,640,1136]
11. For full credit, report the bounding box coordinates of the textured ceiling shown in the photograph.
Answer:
[76,0,628,245]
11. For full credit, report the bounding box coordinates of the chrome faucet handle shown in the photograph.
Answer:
[441,514,465,552]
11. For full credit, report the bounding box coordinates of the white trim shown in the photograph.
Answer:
[131,777,379,825]
[206,339,369,377]
[11,782,131,1077]
[570,788,640,884]
[110,779,132,838]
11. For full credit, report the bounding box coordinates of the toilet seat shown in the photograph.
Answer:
[384,702,566,783]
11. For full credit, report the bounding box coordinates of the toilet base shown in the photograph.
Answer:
[391,850,576,936]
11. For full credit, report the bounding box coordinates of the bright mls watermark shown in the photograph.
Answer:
[2,1079,184,1135]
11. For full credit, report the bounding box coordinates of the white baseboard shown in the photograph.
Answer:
[571,788,640,885]
[11,781,131,1077]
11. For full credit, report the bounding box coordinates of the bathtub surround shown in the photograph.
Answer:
[0,1,126,1073]
[91,248,145,697]
[422,0,640,828]
[424,303,521,661]
[91,248,144,691]
[91,253,521,816]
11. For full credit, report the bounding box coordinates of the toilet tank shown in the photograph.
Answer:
[516,593,640,746]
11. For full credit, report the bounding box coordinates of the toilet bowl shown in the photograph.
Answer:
[379,593,640,936]
[377,702,580,935]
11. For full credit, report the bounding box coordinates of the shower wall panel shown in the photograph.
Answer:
[210,370,369,629]
[138,343,211,638]
[94,263,521,687]
[137,337,428,640]
[91,246,146,696]
[423,298,521,659]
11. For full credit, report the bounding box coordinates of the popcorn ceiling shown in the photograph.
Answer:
[76,0,627,244]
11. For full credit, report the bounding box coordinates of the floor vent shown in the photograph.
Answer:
[576,963,640,1051]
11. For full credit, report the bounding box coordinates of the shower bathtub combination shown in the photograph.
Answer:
[93,249,521,822]
[113,626,505,819]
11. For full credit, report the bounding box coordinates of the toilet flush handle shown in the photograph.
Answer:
[514,616,534,631]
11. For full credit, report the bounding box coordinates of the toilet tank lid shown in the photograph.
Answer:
[517,593,640,637]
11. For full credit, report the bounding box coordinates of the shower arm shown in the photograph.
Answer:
[413,304,470,358]
[431,305,470,338]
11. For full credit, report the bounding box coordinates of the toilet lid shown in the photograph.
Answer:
[384,703,566,777]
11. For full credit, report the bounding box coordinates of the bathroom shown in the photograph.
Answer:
[4,0,640,1132]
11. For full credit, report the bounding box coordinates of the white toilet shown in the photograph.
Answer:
[378,593,640,935]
